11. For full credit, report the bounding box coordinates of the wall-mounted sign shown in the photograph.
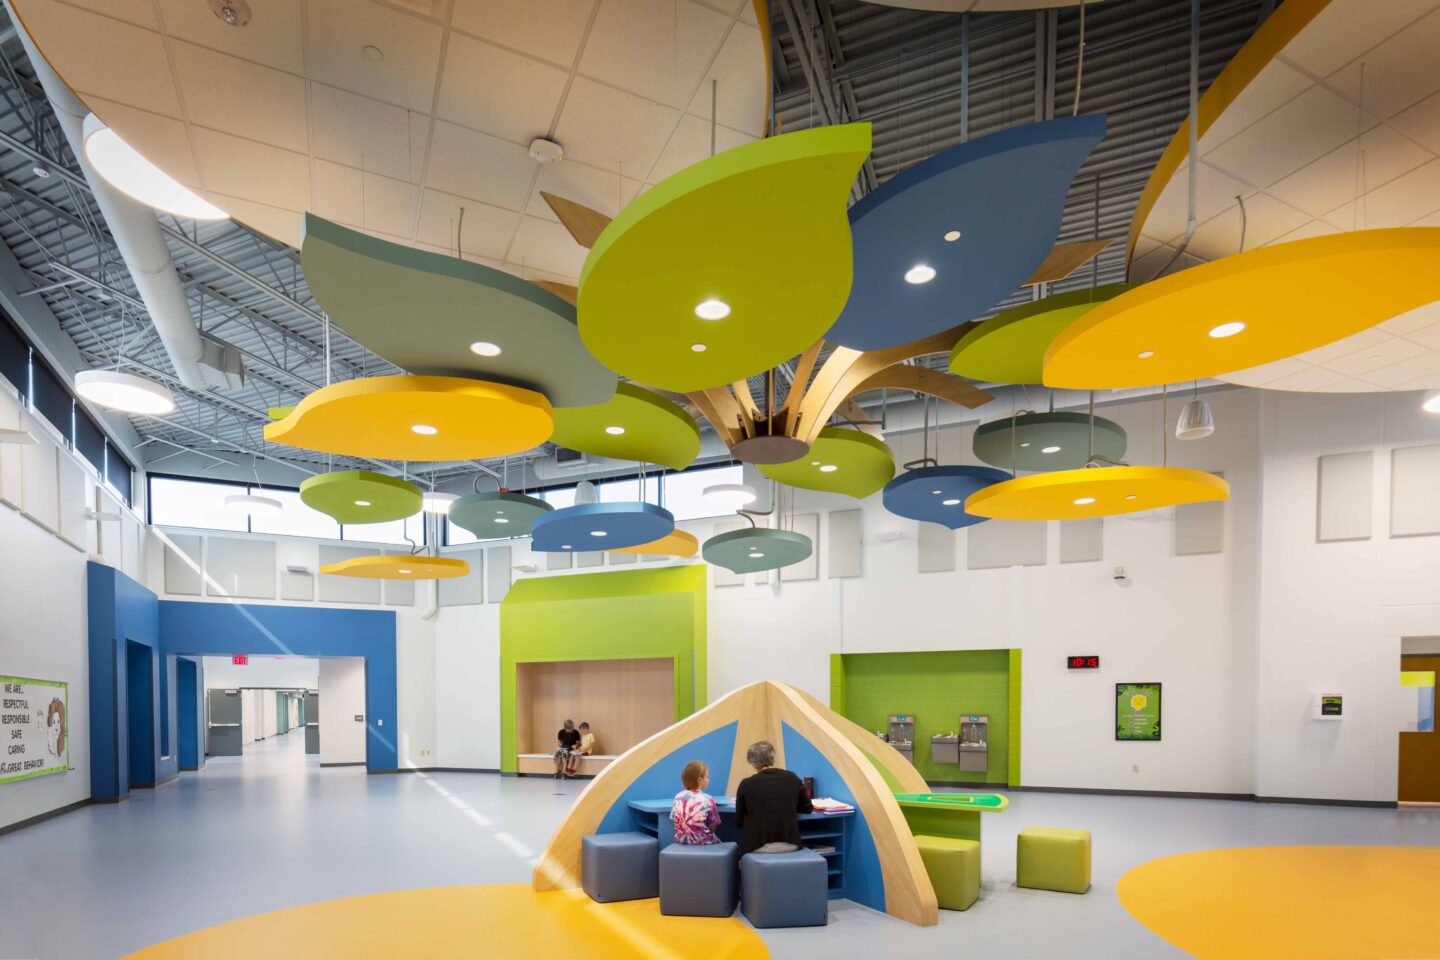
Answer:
[1316,693,1343,719]
[1116,682,1161,741]
[1,676,69,784]
[1068,656,1100,669]
[232,655,248,665]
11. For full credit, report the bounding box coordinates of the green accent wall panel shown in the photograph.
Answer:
[1008,648,1022,787]
[836,649,1013,785]
[499,566,706,773]
[830,654,846,714]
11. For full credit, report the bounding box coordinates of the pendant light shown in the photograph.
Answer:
[1422,390,1440,414]
[702,483,758,508]
[75,369,176,415]
[227,457,284,514]
[1175,383,1214,440]
[421,491,460,514]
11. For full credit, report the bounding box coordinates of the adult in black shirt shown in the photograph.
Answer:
[554,719,580,780]
[734,740,812,855]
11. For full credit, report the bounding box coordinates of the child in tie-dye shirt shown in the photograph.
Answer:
[671,760,722,845]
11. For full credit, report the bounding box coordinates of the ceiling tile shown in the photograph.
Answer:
[1190,192,1311,256]
[1267,218,1339,246]
[647,112,755,183]
[738,0,758,24]
[305,0,444,114]
[424,121,536,211]
[1325,9,1440,119]
[83,96,200,188]
[1382,301,1440,337]
[1358,351,1440,388]
[415,188,523,260]
[450,0,596,66]
[683,22,768,136]
[1323,335,1428,377]
[1199,60,1313,151]
[523,159,642,221]
[362,173,422,238]
[1293,325,1391,365]
[436,33,570,144]
[43,0,155,27]
[577,0,729,108]
[552,77,680,177]
[312,159,366,228]
[1143,160,1252,247]
[1390,90,1440,155]
[204,193,304,248]
[1204,84,1365,190]
[507,215,588,279]
[17,2,181,117]
[1267,123,1431,220]
[1324,158,1440,228]
[310,83,419,182]
[1402,313,1440,350]
[155,0,304,73]
[191,127,311,212]
[170,41,309,153]
[1279,0,1438,79]
[1259,365,1352,392]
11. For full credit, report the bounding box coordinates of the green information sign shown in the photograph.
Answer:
[1115,682,1161,741]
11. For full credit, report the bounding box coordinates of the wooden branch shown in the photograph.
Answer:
[1025,239,1113,286]
[685,387,752,445]
[540,192,613,249]
[730,379,764,425]
[775,339,825,432]
[851,364,994,410]
[532,280,578,305]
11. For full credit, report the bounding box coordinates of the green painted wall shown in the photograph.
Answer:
[1007,649,1022,787]
[499,566,706,773]
[832,649,1013,786]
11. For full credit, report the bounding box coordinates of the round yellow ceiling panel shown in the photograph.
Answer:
[578,124,872,392]
[319,555,471,580]
[965,465,1229,521]
[264,375,553,461]
[1044,229,1440,389]
[609,530,700,558]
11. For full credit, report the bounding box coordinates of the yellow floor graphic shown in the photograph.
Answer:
[126,884,769,960]
[1118,846,1440,960]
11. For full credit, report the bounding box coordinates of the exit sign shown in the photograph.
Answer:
[232,655,248,665]
[1067,655,1100,669]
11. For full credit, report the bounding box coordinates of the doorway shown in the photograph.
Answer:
[201,656,320,764]
[1400,641,1439,803]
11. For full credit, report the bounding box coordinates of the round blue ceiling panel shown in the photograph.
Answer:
[530,501,675,552]
[883,465,1012,529]
[824,114,1107,351]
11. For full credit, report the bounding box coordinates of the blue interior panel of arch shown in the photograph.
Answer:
[781,722,885,914]
[883,464,1011,529]
[595,722,739,835]
[825,114,1107,351]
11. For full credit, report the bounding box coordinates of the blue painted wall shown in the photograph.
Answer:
[176,657,203,771]
[595,723,739,836]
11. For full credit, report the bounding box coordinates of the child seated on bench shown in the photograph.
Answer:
[671,761,722,845]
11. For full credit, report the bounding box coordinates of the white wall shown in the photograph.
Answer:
[435,604,501,770]
[203,655,318,691]
[318,657,366,764]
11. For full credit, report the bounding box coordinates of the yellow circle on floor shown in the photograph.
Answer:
[126,884,768,959]
[1118,846,1440,960]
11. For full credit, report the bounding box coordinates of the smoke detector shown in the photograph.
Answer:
[529,138,564,165]
[208,0,251,26]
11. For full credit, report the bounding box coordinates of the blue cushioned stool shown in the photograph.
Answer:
[582,832,659,903]
[659,842,740,917]
[740,849,828,928]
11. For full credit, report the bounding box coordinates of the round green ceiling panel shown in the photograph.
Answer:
[299,470,422,525]
[758,427,895,498]
[703,527,814,574]
[949,283,1131,385]
[577,124,872,393]
[300,215,616,408]
[972,411,1127,472]
[549,382,701,471]
[448,491,552,540]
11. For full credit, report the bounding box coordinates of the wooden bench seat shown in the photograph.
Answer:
[517,753,618,777]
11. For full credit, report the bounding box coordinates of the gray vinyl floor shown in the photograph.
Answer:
[3,731,1439,960]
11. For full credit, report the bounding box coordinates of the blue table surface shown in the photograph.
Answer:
[628,797,853,819]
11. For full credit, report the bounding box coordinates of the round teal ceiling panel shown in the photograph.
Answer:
[530,502,675,552]
[448,491,552,540]
[299,470,422,524]
[758,427,895,498]
[825,115,1106,351]
[300,214,616,408]
[703,527,814,574]
[882,465,1011,529]
[972,411,1127,472]
[549,382,700,471]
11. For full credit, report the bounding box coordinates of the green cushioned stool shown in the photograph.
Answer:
[1017,827,1091,894]
[914,835,981,911]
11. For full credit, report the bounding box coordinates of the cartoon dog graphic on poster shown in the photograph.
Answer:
[45,697,66,757]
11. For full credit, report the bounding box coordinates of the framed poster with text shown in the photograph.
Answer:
[1115,682,1161,741]
[1,676,69,783]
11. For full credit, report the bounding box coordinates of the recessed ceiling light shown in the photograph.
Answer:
[469,341,502,357]
[354,500,371,507]
[1422,390,1440,414]
[561,544,572,550]
[931,489,943,495]
[362,44,384,62]
[1138,350,1155,359]
[589,530,607,537]
[30,163,49,179]
[1124,495,1137,500]
[494,517,510,524]
[942,498,961,506]
[944,230,961,242]
[604,426,626,435]
[818,464,838,473]
[1020,442,1031,448]
[1208,321,1246,339]
[81,114,228,220]
[1042,445,1061,453]
[694,299,731,320]
[411,424,438,435]
[904,264,936,284]
[75,369,176,415]
[691,343,707,353]
[1073,497,1096,505]
[398,568,411,575]
[748,551,765,558]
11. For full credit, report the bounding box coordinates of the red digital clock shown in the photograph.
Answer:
[1067,656,1100,669]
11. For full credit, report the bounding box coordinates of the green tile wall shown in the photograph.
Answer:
[834,649,1013,785]
[1007,648,1022,787]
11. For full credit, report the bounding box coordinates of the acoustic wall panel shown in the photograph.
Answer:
[576,551,604,568]
[96,489,123,567]
[967,519,1046,570]
[163,533,204,596]
[205,537,277,599]
[56,453,87,550]
[917,522,956,573]
[712,518,746,586]
[608,550,637,565]
[486,545,512,602]
[20,429,58,532]
[318,545,382,604]
[780,513,820,581]
[1175,473,1225,556]
[1059,518,1103,563]
[1392,444,1440,537]
[439,549,484,606]
[0,390,20,508]
[122,514,143,583]
[1317,451,1373,542]
[280,566,315,602]
[828,509,862,579]
[383,551,416,606]
[546,550,573,571]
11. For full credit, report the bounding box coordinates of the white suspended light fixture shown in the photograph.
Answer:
[225,492,283,514]
[702,482,758,508]
[1422,390,1440,415]
[75,369,176,415]
[422,491,460,514]
[82,114,228,220]
[574,480,598,505]
[1175,384,1215,440]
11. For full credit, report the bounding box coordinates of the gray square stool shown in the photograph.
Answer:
[740,849,828,928]
[659,842,740,917]
[581,831,660,903]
